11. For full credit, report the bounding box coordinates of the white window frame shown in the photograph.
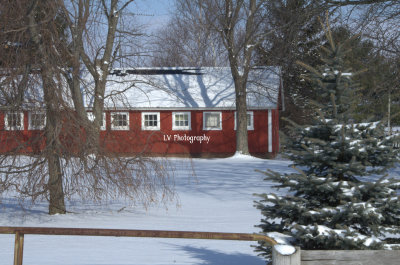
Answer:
[172,112,191,130]
[142,112,160,131]
[87,112,106,131]
[111,112,130,130]
[5,112,24,130]
[234,111,254,131]
[28,112,46,130]
[203,111,222,130]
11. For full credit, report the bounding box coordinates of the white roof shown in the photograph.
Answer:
[84,67,281,110]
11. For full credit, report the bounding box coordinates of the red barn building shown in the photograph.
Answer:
[0,67,283,157]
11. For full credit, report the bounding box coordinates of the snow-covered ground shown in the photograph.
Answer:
[0,156,295,265]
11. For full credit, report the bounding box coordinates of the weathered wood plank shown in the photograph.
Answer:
[301,250,400,265]
[13,232,24,265]
[0,226,276,245]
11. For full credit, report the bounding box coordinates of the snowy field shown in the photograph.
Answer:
[0,155,295,265]
[1,156,399,265]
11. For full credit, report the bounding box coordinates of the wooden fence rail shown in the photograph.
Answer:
[0,226,278,265]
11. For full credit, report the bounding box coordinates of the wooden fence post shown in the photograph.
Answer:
[13,232,24,265]
[272,245,300,265]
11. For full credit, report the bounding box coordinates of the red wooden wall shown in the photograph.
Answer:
[0,109,279,157]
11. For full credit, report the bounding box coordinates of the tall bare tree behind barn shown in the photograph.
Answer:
[161,0,268,155]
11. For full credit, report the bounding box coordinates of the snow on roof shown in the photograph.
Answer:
[84,67,281,110]
[1,67,281,110]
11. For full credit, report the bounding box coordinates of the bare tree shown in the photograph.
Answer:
[326,0,400,57]
[151,2,226,67]
[167,0,267,155]
[0,0,174,214]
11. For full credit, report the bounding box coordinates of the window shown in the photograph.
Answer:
[234,111,254,130]
[172,112,191,130]
[111,112,129,130]
[87,112,106,130]
[203,112,222,130]
[142,112,160,130]
[5,112,24,130]
[29,112,46,130]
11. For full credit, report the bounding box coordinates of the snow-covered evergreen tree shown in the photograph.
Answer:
[255,25,400,258]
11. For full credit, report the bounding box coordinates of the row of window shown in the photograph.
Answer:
[4,112,45,130]
[2,111,254,131]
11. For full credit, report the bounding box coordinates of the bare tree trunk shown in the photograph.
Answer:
[42,68,66,215]
[28,0,66,214]
[222,0,257,155]
[47,150,66,214]
[235,80,249,154]
[62,0,123,154]
[388,89,391,135]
